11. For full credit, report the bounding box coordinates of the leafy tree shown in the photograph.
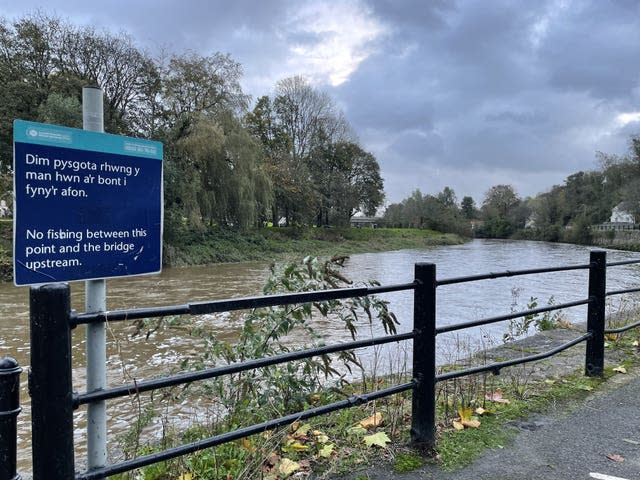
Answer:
[460,196,477,219]
[171,114,271,229]
[36,92,82,127]
[245,95,313,226]
[437,186,457,209]
[478,185,525,238]
[162,51,248,132]
[247,78,383,227]
[482,184,520,218]
[311,141,384,225]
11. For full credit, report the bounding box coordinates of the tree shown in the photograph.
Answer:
[171,114,271,229]
[437,186,457,209]
[273,75,350,163]
[460,196,477,219]
[311,141,384,225]
[162,52,248,128]
[382,189,470,235]
[245,96,308,225]
[482,185,520,218]
[247,77,377,227]
[479,185,523,238]
[36,92,82,127]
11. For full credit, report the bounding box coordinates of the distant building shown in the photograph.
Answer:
[592,203,637,231]
[524,213,537,229]
[610,203,635,224]
[350,212,379,228]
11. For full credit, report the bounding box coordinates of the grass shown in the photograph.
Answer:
[434,372,608,471]
[162,226,463,267]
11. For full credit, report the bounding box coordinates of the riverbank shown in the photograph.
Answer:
[162,226,464,267]
[0,220,464,281]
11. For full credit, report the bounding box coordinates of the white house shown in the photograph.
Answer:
[610,203,635,224]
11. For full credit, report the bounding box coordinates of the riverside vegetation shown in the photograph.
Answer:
[108,256,639,480]
[0,218,462,282]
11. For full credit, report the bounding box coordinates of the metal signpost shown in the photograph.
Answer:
[13,87,163,475]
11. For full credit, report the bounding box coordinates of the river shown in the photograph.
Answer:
[2,239,640,474]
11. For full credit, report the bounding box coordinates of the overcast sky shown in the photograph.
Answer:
[2,0,640,206]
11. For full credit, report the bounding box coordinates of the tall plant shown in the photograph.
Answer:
[190,256,398,420]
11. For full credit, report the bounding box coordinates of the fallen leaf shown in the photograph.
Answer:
[461,419,481,429]
[363,431,391,448]
[485,389,510,404]
[288,441,310,452]
[633,340,639,347]
[623,438,640,445]
[359,412,383,430]
[475,407,493,416]
[178,474,193,480]
[606,453,625,463]
[318,443,335,458]
[457,406,474,422]
[452,420,464,431]
[613,366,627,374]
[292,423,312,437]
[278,458,301,476]
[266,452,280,467]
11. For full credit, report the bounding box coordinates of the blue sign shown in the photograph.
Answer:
[13,120,163,285]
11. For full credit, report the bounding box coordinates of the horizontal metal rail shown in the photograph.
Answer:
[436,332,592,382]
[606,286,640,297]
[74,330,415,407]
[606,259,640,267]
[75,381,415,480]
[72,281,417,326]
[605,319,640,334]
[435,298,591,335]
[437,263,590,286]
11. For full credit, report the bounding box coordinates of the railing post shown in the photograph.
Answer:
[30,283,75,479]
[585,250,606,377]
[0,357,22,480]
[410,262,437,449]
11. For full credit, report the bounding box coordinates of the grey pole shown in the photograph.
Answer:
[83,86,108,474]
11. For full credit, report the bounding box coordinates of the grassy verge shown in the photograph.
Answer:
[162,226,463,267]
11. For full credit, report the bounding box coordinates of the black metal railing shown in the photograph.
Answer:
[4,249,640,479]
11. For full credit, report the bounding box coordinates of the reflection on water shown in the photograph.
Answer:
[2,239,639,473]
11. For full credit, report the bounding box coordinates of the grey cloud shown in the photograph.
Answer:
[2,0,639,203]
